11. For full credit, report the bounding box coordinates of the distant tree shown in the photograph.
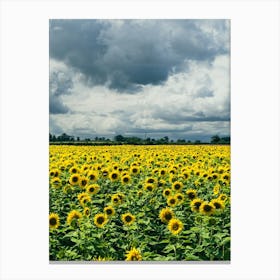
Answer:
[115,135,125,142]
[195,140,201,144]
[77,137,80,141]
[211,135,221,144]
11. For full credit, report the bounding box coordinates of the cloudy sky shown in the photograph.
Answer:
[49,19,230,141]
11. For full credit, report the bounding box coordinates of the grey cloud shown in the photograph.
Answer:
[49,19,229,92]
[49,96,69,114]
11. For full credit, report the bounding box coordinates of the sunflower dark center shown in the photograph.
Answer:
[204,205,212,212]
[165,213,172,220]
[147,186,153,191]
[112,173,118,179]
[49,217,57,226]
[123,177,129,182]
[172,223,179,230]
[177,195,183,200]
[148,179,154,183]
[73,177,78,182]
[170,199,175,204]
[194,202,202,209]
[132,168,137,173]
[89,187,94,192]
[72,169,77,173]
[85,210,89,215]
[165,190,170,196]
[175,184,180,190]
[82,180,87,186]
[97,217,105,224]
[89,175,95,180]
[214,202,221,209]
[106,209,112,215]
[113,198,118,202]
[125,215,132,222]
[188,192,195,199]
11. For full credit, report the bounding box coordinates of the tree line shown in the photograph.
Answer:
[49,133,230,145]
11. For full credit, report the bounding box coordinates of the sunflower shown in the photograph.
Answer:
[163,188,172,197]
[67,210,82,226]
[137,190,143,197]
[130,166,140,175]
[83,207,90,217]
[104,206,115,217]
[145,177,157,185]
[77,192,91,207]
[63,184,73,194]
[167,196,177,207]
[199,201,215,215]
[69,166,79,174]
[186,189,197,200]
[79,176,88,188]
[101,168,110,178]
[69,174,80,186]
[144,183,155,192]
[88,171,98,182]
[109,171,119,182]
[167,218,184,235]
[159,168,167,177]
[211,198,225,210]
[125,247,142,261]
[159,208,174,223]
[190,198,204,212]
[213,184,220,195]
[111,194,121,205]
[181,171,190,180]
[86,184,100,195]
[94,213,108,228]
[172,181,183,192]
[121,175,131,184]
[121,213,136,226]
[175,193,184,204]
[218,193,228,201]
[158,179,166,187]
[49,213,60,229]
[50,168,60,178]
[117,192,125,203]
[50,177,61,188]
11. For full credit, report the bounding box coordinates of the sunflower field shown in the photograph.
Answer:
[49,145,230,261]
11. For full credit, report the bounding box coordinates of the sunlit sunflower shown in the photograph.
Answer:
[181,171,190,180]
[101,168,110,179]
[163,188,172,197]
[69,174,80,186]
[190,198,204,212]
[172,181,183,192]
[49,168,60,178]
[86,184,100,195]
[49,213,60,229]
[104,206,115,217]
[88,171,98,182]
[159,168,167,177]
[111,194,121,205]
[69,166,79,174]
[167,218,184,235]
[109,171,119,182]
[186,189,197,200]
[67,210,82,226]
[125,247,142,261]
[199,201,215,215]
[167,196,177,207]
[145,177,157,185]
[121,175,131,185]
[144,183,155,192]
[121,213,136,226]
[83,207,90,217]
[159,208,174,223]
[94,213,108,228]
[50,177,61,188]
[211,198,225,210]
[175,193,184,204]
[130,166,140,175]
[79,176,88,188]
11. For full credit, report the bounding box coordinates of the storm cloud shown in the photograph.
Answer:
[49,19,230,141]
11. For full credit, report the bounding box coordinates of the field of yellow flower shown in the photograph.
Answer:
[49,144,230,261]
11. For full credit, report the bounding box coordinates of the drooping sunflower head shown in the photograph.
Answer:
[69,174,80,186]
[49,213,60,229]
[167,218,184,235]
[172,181,183,192]
[200,201,215,216]
[83,207,90,217]
[67,210,82,226]
[86,184,100,195]
[167,196,177,207]
[186,189,197,200]
[94,213,108,228]
[163,188,172,197]
[121,213,136,226]
[125,247,142,261]
[104,206,115,217]
[159,208,174,223]
[211,198,225,210]
[190,198,204,212]
[121,175,131,185]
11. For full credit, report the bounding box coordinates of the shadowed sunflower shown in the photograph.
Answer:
[218,193,228,202]
[51,177,61,188]
[168,218,184,235]
[190,198,204,212]
[200,201,215,215]
[125,247,142,261]
[49,213,60,229]
[83,207,90,217]
[104,206,115,217]
[186,189,197,200]
[79,176,88,188]
[94,213,108,228]
[121,213,136,226]
[67,210,82,226]
[88,171,98,182]
[111,194,121,205]
[159,208,174,223]
[175,193,184,204]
